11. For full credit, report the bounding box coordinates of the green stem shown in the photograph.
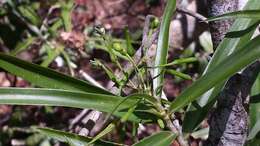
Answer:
[126,54,146,91]
[88,37,141,44]
[61,51,75,76]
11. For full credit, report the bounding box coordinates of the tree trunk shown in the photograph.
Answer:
[207,0,239,49]
[205,62,260,146]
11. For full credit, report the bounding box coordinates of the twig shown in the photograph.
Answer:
[177,7,207,22]
[40,5,60,33]
[79,70,105,89]
[165,115,188,146]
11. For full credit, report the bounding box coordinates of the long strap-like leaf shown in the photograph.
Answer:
[0,53,110,94]
[37,127,124,146]
[183,0,260,133]
[133,131,177,146]
[153,0,176,98]
[207,10,260,22]
[0,88,145,122]
[170,35,260,112]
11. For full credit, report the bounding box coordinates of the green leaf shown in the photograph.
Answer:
[248,120,260,140]
[88,100,139,145]
[250,94,260,103]
[48,19,63,37]
[199,31,213,53]
[153,0,176,97]
[91,59,120,85]
[130,94,161,110]
[190,128,209,140]
[41,44,64,67]
[60,0,73,31]
[170,35,260,112]
[183,0,260,132]
[207,10,260,22]
[182,100,214,133]
[124,28,135,56]
[37,128,124,146]
[166,69,192,80]
[246,138,260,146]
[10,37,36,56]
[161,57,197,67]
[0,53,109,94]
[88,123,116,145]
[18,5,41,26]
[87,95,147,145]
[199,0,260,106]
[248,74,260,140]
[0,88,144,122]
[133,131,176,146]
[225,21,260,38]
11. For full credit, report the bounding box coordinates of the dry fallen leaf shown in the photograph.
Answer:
[60,31,86,49]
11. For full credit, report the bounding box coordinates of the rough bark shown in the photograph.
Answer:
[207,0,239,49]
[205,61,260,146]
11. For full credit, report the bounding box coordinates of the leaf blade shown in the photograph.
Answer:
[10,37,36,56]
[183,0,260,132]
[170,36,260,112]
[37,128,124,146]
[133,131,176,146]
[153,0,176,97]
[0,88,143,122]
[248,74,260,140]
[0,53,109,94]
[207,10,260,22]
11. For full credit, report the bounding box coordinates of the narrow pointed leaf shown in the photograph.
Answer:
[37,128,124,146]
[153,0,176,97]
[49,19,63,36]
[0,88,144,122]
[207,10,260,22]
[18,5,41,26]
[88,99,139,145]
[170,36,260,112]
[41,45,64,67]
[61,1,73,32]
[162,57,197,67]
[248,120,260,140]
[225,21,260,38]
[88,123,116,145]
[183,100,214,132]
[133,131,176,146]
[183,0,260,132]
[10,37,36,56]
[124,28,135,56]
[199,0,260,107]
[248,74,260,140]
[250,94,260,103]
[166,69,192,80]
[0,53,110,94]
[191,128,209,140]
